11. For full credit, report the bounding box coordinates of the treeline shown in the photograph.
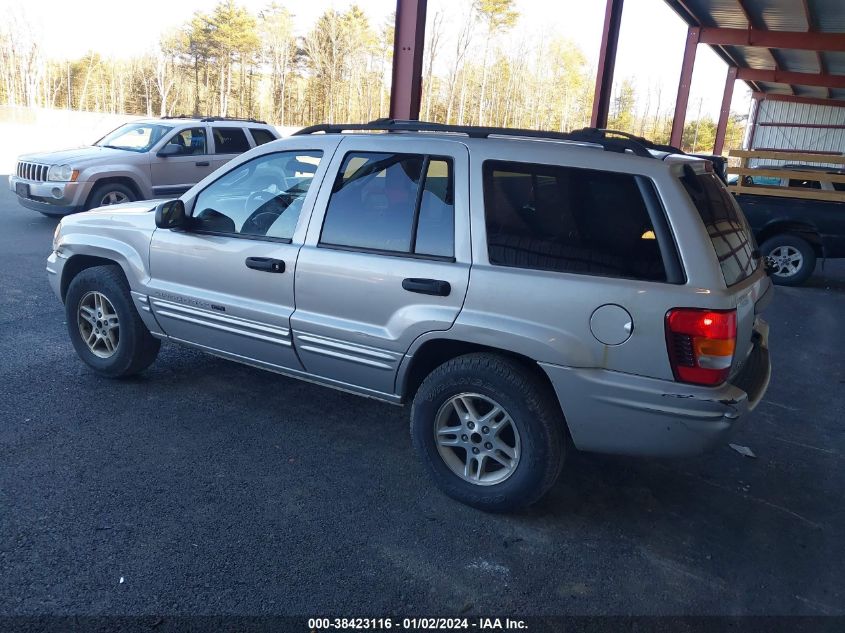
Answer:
[0,0,745,153]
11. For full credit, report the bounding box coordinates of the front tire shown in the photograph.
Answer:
[65,265,160,377]
[86,182,136,210]
[410,353,565,512]
[761,234,816,286]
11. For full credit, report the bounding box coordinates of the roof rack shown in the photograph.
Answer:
[573,128,684,155]
[293,118,656,158]
[161,115,268,124]
[200,116,268,124]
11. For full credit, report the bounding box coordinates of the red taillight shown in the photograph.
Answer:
[665,308,737,386]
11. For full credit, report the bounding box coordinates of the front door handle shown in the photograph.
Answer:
[402,278,451,297]
[245,257,285,273]
[195,161,210,167]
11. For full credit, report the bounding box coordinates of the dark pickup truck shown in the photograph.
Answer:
[729,163,845,286]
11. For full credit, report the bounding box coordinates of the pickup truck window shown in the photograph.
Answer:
[682,172,758,286]
[482,161,666,281]
[192,150,323,240]
[320,152,455,258]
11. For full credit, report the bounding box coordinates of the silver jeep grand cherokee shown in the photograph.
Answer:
[11,116,278,216]
[47,120,772,511]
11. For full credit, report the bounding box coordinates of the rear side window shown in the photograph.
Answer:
[320,152,454,258]
[213,127,251,154]
[682,171,758,286]
[482,161,666,281]
[250,128,276,146]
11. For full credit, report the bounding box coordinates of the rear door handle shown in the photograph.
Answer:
[195,161,210,167]
[402,278,451,296]
[245,257,285,273]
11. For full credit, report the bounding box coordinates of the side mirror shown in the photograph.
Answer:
[157,144,183,157]
[155,199,188,230]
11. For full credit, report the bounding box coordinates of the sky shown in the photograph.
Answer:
[12,0,753,122]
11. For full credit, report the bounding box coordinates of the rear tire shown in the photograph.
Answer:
[86,182,136,210]
[761,234,816,286]
[65,265,160,377]
[410,353,565,512]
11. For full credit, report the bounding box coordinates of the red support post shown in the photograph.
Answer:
[670,26,700,148]
[590,0,625,129]
[713,66,738,155]
[389,0,428,121]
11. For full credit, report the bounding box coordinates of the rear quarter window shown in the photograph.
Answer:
[682,171,758,286]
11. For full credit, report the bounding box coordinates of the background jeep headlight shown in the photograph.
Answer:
[47,165,78,182]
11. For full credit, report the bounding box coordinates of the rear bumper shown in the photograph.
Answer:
[8,175,89,216]
[540,322,771,457]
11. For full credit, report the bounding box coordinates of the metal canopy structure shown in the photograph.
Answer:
[390,0,845,156]
[664,0,845,153]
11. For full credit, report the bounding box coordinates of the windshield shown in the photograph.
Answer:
[96,123,173,152]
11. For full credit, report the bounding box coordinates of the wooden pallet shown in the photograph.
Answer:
[727,149,845,203]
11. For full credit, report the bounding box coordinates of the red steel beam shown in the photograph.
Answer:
[737,67,845,89]
[670,26,700,148]
[699,27,845,52]
[752,91,845,109]
[590,0,625,128]
[714,66,738,155]
[389,0,428,120]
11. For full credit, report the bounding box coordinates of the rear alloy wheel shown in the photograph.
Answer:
[411,353,565,512]
[761,234,816,286]
[434,393,521,486]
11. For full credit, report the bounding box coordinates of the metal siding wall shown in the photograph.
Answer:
[750,100,845,167]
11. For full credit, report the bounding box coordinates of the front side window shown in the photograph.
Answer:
[191,151,322,240]
[320,152,454,258]
[482,161,666,281]
[96,123,172,152]
[213,127,251,154]
[162,127,207,155]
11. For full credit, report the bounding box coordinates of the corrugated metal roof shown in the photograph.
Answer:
[664,0,845,101]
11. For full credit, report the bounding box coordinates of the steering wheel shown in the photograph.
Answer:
[242,190,284,235]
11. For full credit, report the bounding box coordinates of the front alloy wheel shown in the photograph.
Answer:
[99,190,130,206]
[77,291,120,358]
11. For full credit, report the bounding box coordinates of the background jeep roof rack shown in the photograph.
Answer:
[293,118,656,158]
[161,115,269,124]
[199,116,268,124]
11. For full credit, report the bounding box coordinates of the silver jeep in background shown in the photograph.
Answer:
[47,120,773,511]
[10,116,278,216]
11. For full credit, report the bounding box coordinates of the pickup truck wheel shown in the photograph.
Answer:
[410,353,565,512]
[87,183,136,210]
[65,265,160,377]
[761,234,816,286]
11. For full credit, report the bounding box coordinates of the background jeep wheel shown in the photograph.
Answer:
[761,234,816,286]
[65,265,160,377]
[86,183,136,210]
[411,353,565,512]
